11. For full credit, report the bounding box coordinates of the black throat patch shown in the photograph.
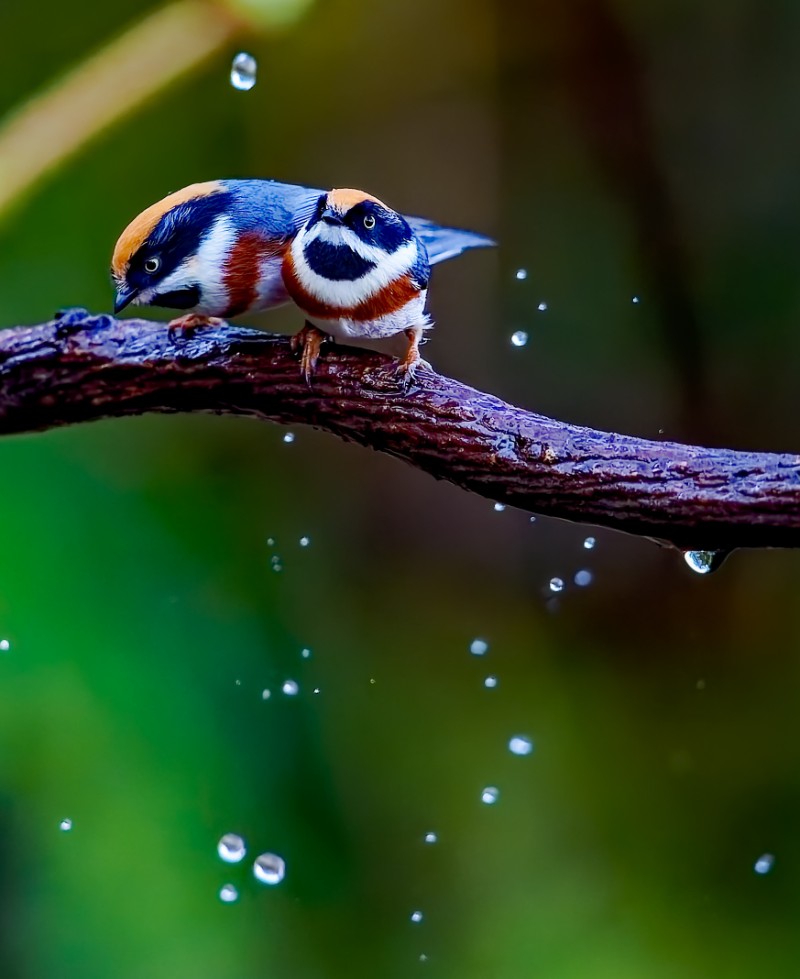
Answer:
[304,238,376,281]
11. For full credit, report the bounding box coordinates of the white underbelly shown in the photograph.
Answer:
[309,293,430,341]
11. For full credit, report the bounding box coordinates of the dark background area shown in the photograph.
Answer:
[0,1,798,976]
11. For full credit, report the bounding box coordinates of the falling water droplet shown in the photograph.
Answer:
[217,833,246,864]
[0,639,9,652]
[514,268,528,281]
[684,550,727,575]
[508,735,534,756]
[410,910,424,923]
[481,786,499,805]
[493,502,506,512]
[420,954,429,963]
[230,52,257,91]
[632,295,640,304]
[574,569,593,587]
[754,853,775,875]
[583,536,596,550]
[300,647,311,659]
[266,537,275,546]
[549,577,564,593]
[282,679,299,696]
[537,302,548,312]
[270,554,283,573]
[510,330,529,347]
[261,688,271,700]
[219,883,239,903]
[470,638,489,656]
[253,852,286,885]
[283,432,295,444]
[484,675,498,689]
[424,832,438,844]
[299,536,311,547]
[59,818,73,832]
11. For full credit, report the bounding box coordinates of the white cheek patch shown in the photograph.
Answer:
[291,224,418,309]
[136,215,236,315]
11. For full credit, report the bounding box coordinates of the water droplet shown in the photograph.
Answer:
[0,639,9,652]
[537,302,548,312]
[217,833,246,864]
[266,537,275,546]
[510,330,528,348]
[283,432,295,444]
[583,536,596,550]
[574,569,593,587]
[470,638,489,656]
[493,502,506,512]
[261,688,271,700]
[549,577,564,593]
[270,554,283,572]
[219,883,239,903]
[684,550,727,575]
[299,536,311,547]
[481,786,499,805]
[230,52,257,91]
[234,678,242,686]
[696,678,706,691]
[754,853,775,875]
[313,687,321,694]
[300,647,311,659]
[424,832,438,844]
[632,295,640,304]
[253,852,286,885]
[59,818,72,832]
[420,954,429,963]
[410,910,424,923]
[508,735,534,756]
[514,268,528,280]
[529,515,537,523]
[282,679,299,696]
[484,675,498,689]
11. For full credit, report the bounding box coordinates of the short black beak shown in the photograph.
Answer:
[114,284,137,314]
[321,207,342,226]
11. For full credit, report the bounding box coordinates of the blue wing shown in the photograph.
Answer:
[223,179,323,237]
[223,179,495,265]
[406,216,495,266]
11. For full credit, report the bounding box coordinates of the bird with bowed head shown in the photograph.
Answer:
[111,179,493,383]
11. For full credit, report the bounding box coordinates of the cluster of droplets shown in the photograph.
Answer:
[216,832,286,902]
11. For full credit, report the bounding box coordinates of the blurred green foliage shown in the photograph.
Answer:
[2,1,800,977]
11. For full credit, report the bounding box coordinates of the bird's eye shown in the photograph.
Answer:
[363,215,376,230]
[144,257,161,274]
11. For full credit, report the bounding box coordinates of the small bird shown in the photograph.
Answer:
[111,179,492,381]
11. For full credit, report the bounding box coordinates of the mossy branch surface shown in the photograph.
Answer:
[1,311,799,551]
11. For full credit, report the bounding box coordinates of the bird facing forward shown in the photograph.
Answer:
[111,179,492,382]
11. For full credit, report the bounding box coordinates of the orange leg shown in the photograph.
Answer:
[167,313,225,341]
[291,323,328,384]
[396,326,424,389]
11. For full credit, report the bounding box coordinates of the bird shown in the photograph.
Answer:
[111,179,493,381]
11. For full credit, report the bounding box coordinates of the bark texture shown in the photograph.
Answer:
[1,310,798,551]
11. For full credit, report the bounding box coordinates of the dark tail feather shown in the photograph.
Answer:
[405,216,495,266]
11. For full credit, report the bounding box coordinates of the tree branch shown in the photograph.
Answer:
[1,310,798,551]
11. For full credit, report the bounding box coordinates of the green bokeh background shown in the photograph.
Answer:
[2,1,800,976]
